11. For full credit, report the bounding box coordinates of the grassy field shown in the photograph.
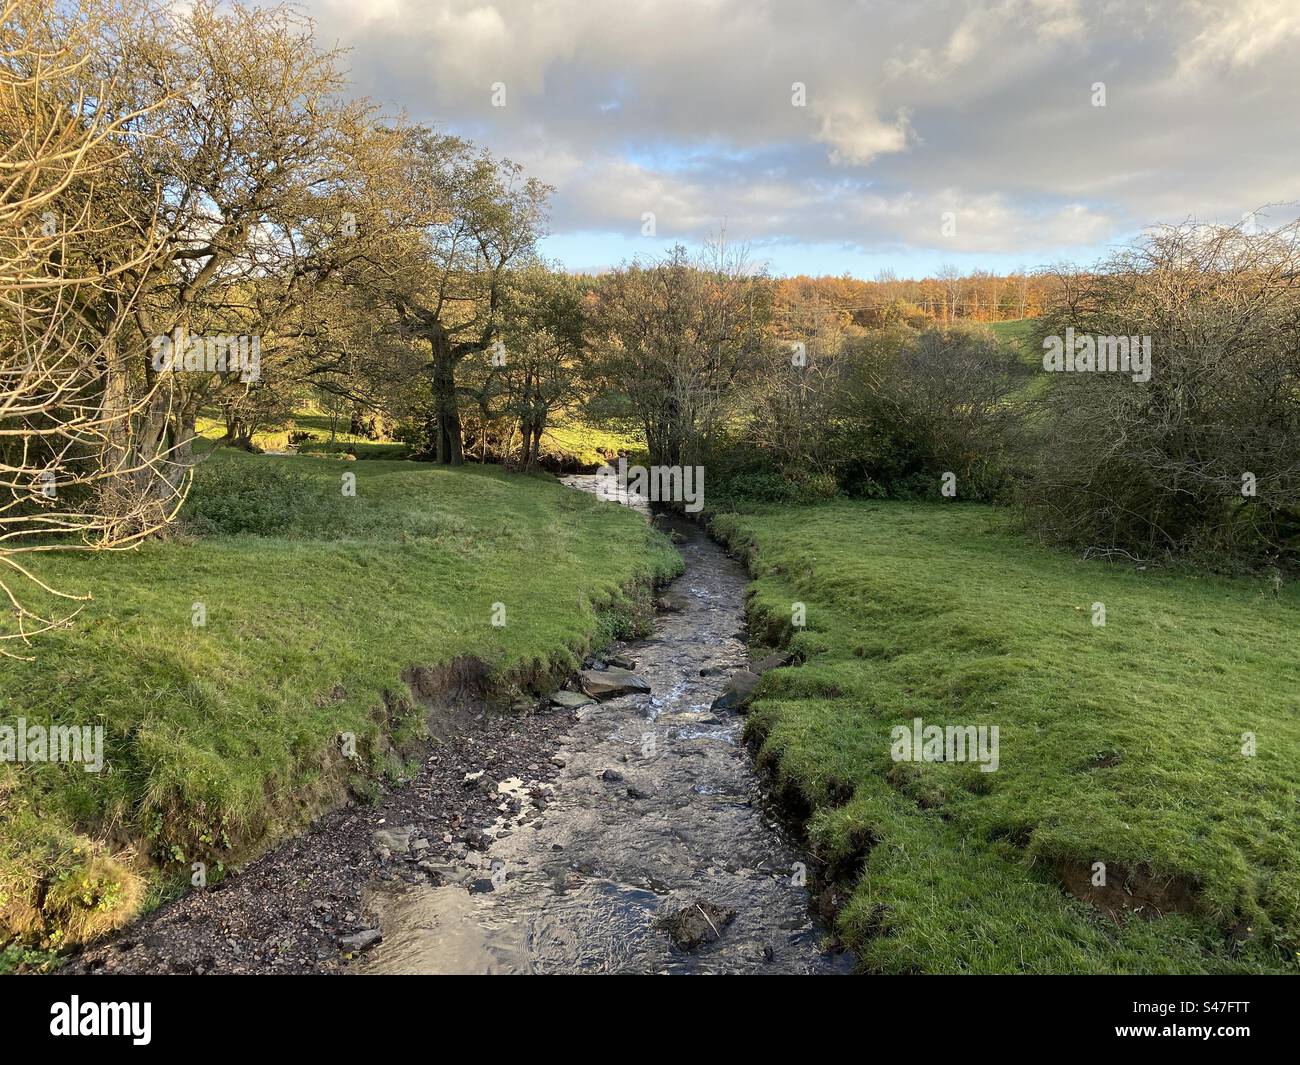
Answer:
[196,410,645,469]
[194,411,384,453]
[986,316,1036,355]
[539,421,645,468]
[713,501,1300,974]
[0,450,678,961]
[985,317,1053,408]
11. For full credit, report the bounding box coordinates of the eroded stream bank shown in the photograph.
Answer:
[70,486,847,975]
[358,508,846,974]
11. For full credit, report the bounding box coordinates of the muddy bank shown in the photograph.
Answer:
[66,494,847,975]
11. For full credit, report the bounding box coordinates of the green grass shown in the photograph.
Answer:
[196,410,641,468]
[713,500,1300,974]
[194,410,385,453]
[987,316,1036,356]
[539,420,644,469]
[986,317,1051,404]
[296,439,411,460]
[1,450,679,952]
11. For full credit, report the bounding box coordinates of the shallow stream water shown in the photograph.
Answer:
[357,478,847,974]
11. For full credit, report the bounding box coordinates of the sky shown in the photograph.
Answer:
[299,0,1300,279]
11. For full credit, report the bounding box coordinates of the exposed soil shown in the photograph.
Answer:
[1055,859,1200,923]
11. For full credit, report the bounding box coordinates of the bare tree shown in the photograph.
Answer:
[743,279,848,478]
[590,237,768,468]
[1025,217,1300,562]
[0,0,182,657]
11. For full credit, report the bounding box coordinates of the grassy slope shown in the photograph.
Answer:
[539,422,644,468]
[1,450,678,952]
[985,316,1052,408]
[713,501,1300,974]
[195,411,382,453]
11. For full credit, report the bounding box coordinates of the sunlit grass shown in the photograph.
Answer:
[539,420,644,468]
[714,500,1300,973]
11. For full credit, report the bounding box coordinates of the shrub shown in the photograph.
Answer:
[831,324,1024,501]
[1021,220,1300,567]
[717,470,840,506]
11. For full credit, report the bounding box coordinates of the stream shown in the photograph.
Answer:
[356,478,848,974]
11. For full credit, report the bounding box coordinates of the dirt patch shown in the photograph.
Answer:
[740,730,867,951]
[824,827,877,883]
[1085,748,1124,770]
[404,657,497,706]
[721,562,866,954]
[826,777,855,808]
[742,592,797,648]
[1055,859,1199,922]
[402,657,506,742]
[808,826,877,927]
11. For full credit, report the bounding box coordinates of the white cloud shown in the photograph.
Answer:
[1177,0,1300,72]
[814,101,913,167]
[299,0,1300,265]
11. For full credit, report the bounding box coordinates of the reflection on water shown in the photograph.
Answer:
[361,884,528,975]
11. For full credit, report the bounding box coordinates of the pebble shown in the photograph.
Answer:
[338,929,382,953]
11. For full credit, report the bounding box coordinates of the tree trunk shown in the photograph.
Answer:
[429,332,463,465]
[530,413,546,469]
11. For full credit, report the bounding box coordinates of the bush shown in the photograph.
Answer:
[830,324,1024,502]
[716,469,840,506]
[1021,220,1300,567]
[712,323,1022,505]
